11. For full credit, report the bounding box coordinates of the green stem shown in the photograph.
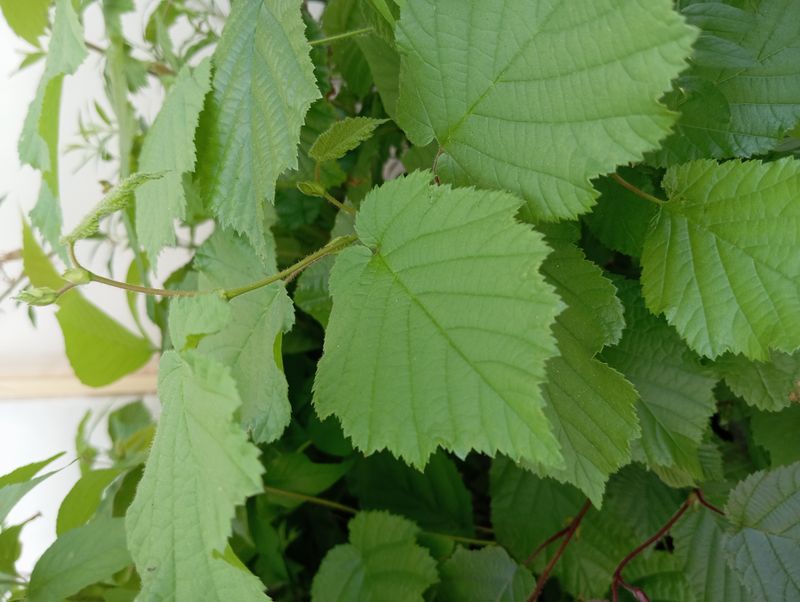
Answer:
[611,172,666,206]
[224,234,358,300]
[309,27,373,47]
[323,191,356,216]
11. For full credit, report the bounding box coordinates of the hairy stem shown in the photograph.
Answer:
[611,172,667,206]
[527,499,592,602]
[309,27,374,47]
[323,191,356,216]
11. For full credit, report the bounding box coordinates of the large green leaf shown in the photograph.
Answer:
[654,0,800,164]
[348,451,474,536]
[673,511,749,602]
[22,222,153,387]
[532,229,639,505]
[724,462,800,601]
[314,171,563,468]
[135,59,212,260]
[310,511,438,602]
[197,0,320,259]
[751,406,800,467]
[641,158,800,360]
[437,546,534,602]
[603,279,717,480]
[715,351,800,411]
[18,0,87,252]
[395,0,696,220]
[126,351,267,600]
[196,228,295,443]
[0,0,49,46]
[28,518,131,602]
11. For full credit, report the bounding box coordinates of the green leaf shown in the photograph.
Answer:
[621,553,696,602]
[197,0,320,259]
[310,511,438,602]
[395,0,696,221]
[437,546,534,602]
[56,469,122,535]
[0,0,49,47]
[673,510,749,602]
[126,351,267,600]
[355,21,401,119]
[196,228,295,443]
[135,59,212,260]
[168,294,231,352]
[63,172,166,245]
[642,158,800,360]
[532,230,639,504]
[751,406,800,467]
[322,0,373,98]
[603,279,717,480]
[294,255,335,327]
[309,117,388,162]
[654,1,800,164]
[0,454,63,525]
[716,351,800,412]
[28,517,131,602]
[583,168,659,258]
[348,451,474,536]
[0,521,27,577]
[724,462,800,601]
[314,171,563,468]
[263,453,350,508]
[23,222,154,387]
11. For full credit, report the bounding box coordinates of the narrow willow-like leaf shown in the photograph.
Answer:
[642,158,800,360]
[603,279,717,480]
[28,518,131,602]
[396,0,697,220]
[654,0,800,164]
[135,59,212,259]
[309,117,388,162]
[126,351,267,600]
[437,546,534,602]
[0,454,63,525]
[532,230,638,505]
[724,462,800,601]
[196,228,295,443]
[23,222,153,387]
[197,0,320,259]
[310,511,438,602]
[314,171,563,468]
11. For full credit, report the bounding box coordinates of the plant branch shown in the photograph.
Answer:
[524,526,569,566]
[323,191,356,216]
[611,172,666,206]
[224,234,358,300]
[309,27,373,47]
[527,499,592,602]
[693,488,725,516]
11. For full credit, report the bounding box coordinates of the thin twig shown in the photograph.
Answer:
[309,27,374,47]
[524,526,569,566]
[611,172,666,206]
[693,488,725,516]
[527,500,592,602]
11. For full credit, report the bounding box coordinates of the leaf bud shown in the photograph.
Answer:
[297,180,326,197]
[15,286,60,306]
[62,267,91,285]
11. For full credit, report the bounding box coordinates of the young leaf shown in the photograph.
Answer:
[0,0,49,47]
[314,171,564,468]
[126,351,267,600]
[715,351,800,412]
[196,229,295,443]
[28,517,131,602]
[310,511,438,602]
[642,158,800,360]
[724,462,800,601]
[197,0,320,259]
[673,511,749,602]
[309,117,388,162]
[532,231,639,505]
[395,0,697,221]
[0,454,63,524]
[437,546,534,602]
[349,451,474,536]
[654,1,800,164]
[23,222,153,387]
[603,279,717,480]
[135,59,212,260]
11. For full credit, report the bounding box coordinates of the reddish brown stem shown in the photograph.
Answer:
[527,499,592,602]
[524,526,569,566]
[693,488,725,516]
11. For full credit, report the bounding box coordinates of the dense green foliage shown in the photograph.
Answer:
[2,0,800,600]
